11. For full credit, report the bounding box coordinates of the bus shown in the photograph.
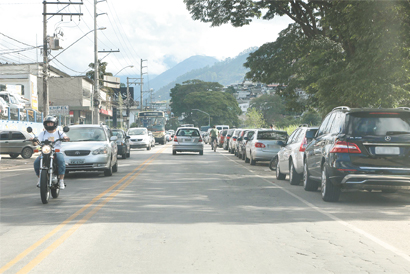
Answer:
[136,111,166,144]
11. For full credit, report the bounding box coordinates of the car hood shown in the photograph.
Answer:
[129,134,148,139]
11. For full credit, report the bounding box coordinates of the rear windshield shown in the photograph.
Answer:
[257,131,288,140]
[348,112,410,136]
[177,129,200,137]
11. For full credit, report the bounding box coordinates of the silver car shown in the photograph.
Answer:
[0,130,36,159]
[61,124,118,176]
[276,125,318,184]
[172,127,204,155]
[127,127,152,150]
[245,129,288,165]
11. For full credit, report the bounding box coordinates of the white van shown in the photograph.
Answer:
[215,125,229,131]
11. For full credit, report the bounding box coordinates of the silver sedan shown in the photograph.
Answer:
[172,127,204,155]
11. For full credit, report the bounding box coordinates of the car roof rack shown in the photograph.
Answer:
[332,106,350,111]
[397,107,410,111]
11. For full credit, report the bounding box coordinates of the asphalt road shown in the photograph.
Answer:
[1,143,410,273]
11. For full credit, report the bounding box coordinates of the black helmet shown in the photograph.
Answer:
[43,116,58,131]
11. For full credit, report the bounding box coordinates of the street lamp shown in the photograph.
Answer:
[192,109,210,126]
[114,65,134,76]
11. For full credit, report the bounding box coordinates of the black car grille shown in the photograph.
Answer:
[65,150,90,156]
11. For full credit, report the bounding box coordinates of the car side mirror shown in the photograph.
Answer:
[26,127,33,133]
[110,136,118,141]
[63,126,70,133]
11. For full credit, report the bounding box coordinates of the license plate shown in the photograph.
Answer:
[70,159,85,164]
[375,147,400,155]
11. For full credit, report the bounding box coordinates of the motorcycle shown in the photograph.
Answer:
[27,126,69,204]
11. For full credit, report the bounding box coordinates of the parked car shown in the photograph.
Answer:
[148,131,156,147]
[111,129,131,159]
[303,106,410,202]
[238,129,255,160]
[127,127,152,150]
[172,127,204,155]
[235,130,246,157]
[0,130,36,159]
[61,124,118,176]
[224,129,235,150]
[245,129,288,165]
[218,129,228,148]
[229,129,242,154]
[276,125,318,185]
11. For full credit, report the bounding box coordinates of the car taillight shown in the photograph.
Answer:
[174,136,178,142]
[299,137,307,152]
[255,142,266,148]
[227,136,231,139]
[55,149,60,152]
[330,141,361,154]
[198,137,203,142]
[233,137,237,140]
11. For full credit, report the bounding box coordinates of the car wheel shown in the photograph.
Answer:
[172,150,176,155]
[9,153,19,159]
[321,165,341,202]
[303,161,319,191]
[250,153,256,165]
[112,160,118,173]
[199,150,203,155]
[104,162,113,176]
[289,161,302,185]
[269,157,277,171]
[147,145,151,150]
[21,147,33,159]
[245,152,250,163]
[276,160,286,180]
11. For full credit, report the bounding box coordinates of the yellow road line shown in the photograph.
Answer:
[0,145,169,274]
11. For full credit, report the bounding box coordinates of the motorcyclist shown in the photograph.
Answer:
[32,116,69,189]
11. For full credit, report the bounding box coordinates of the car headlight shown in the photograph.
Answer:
[92,146,109,155]
[42,145,51,154]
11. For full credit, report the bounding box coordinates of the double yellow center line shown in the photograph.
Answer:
[1,145,169,274]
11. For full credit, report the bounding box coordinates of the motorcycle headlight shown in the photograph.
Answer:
[92,146,108,155]
[42,145,51,154]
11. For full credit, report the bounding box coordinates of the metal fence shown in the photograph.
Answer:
[0,108,43,123]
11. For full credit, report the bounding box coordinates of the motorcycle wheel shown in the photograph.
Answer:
[40,170,50,204]
[51,177,60,199]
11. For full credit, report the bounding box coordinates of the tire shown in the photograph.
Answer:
[40,170,50,204]
[303,161,319,191]
[289,161,302,185]
[213,141,217,152]
[147,145,151,150]
[321,166,341,202]
[9,153,19,159]
[269,157,277,171]
[127,149,130,158]
[173,150,176,155]
[245,152,250,163]
[276,160,286,180]
[199,150,203,155]
[21,147,33,159]
[51,183,60,199]
[112,160,118,173]
[104,162,113,176]
[250,154,256,165]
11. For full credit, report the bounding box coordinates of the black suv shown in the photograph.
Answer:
[303,106,410,202]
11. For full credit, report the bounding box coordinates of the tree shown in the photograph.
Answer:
[185,0,410,114]
[249,94,287,126]
[170,80,241,127]
[244,108,266,128]
[86,61,113,87]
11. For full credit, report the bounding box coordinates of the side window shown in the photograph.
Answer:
[294,129,305,143]
[323,113,336,134]
[0,132,9,140]
[287,129,299,145]
[330,113,344,134]
[11,132,25,140]
[317,114,332,136]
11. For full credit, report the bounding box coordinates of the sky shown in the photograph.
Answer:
[0,0,292,79]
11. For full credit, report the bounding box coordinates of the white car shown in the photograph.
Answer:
[127,127,152,150]
[245,129,288,165]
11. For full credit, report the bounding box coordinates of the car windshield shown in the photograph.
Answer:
[128,128,147,135]
[349,113,410,136]
[67,127,106,141]
[257,131,288,140]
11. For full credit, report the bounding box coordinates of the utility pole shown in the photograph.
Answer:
[93,0,98,124]
[42,1,82,117]
[140,59,147,110]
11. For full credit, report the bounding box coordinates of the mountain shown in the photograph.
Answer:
[154,47,257,100]
[148,55,219,92]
